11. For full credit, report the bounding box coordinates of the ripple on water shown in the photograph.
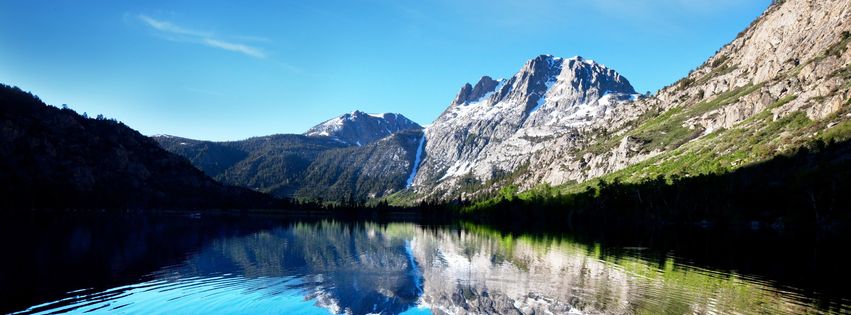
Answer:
[6,220,850,315]
[13,275,331,315]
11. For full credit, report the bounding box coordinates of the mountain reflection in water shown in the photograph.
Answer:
[2,214,849,314]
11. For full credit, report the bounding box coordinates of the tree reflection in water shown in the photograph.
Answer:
[5,216,850,315]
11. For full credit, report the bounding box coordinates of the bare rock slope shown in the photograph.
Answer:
[404,0,851,201]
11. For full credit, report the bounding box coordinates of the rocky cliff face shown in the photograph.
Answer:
[304,110,421,146]
[406,0,851,201]
[410,55,638,199]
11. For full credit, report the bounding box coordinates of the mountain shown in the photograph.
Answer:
[151,135,249,177]
[172,222,422,315]
[544,0,851,188]
[0,84,280,210]
[158,134,350,197]
[160,0,851,207]
[155,111,424,201]
[304,110,421,146]
[297,129,424,201]
[406,55,639,199]
[400,0,851,202]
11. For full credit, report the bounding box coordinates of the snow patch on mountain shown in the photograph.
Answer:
[462,79,507,106]
[305,110,422,146]
[529,78,557,115]
[410,54,638,198]
[440,160,475,181]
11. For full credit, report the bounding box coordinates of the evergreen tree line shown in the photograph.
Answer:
[0,84,286,210]
[462,138,851,233]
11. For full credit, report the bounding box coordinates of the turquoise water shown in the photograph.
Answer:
[17,276,331,314]
[2,214,850,314]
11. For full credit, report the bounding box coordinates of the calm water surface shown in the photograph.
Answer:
[0,212,849,314]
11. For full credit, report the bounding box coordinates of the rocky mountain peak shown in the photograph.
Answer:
[451,76,502,107]
[348,110,368,117]
[410,54,639,193]
[304,110,421,146]
[485,54,637,116]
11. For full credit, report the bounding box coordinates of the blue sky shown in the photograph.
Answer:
[0,0,770,141]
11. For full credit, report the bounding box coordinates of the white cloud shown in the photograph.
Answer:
[138,15,211,37]
[202,38,267,58]
[137,14,267,59]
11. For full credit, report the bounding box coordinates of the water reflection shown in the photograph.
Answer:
[3,215,849,314]
[409,226,834,314]
[167,222,422,314]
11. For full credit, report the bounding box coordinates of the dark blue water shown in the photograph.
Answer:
[1,212,849,314]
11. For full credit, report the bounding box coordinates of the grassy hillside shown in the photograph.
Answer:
[461,37,851,229]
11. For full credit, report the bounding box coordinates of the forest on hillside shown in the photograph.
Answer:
[0,84,285,210]
[462,137,851,232]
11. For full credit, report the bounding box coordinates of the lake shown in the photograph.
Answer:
[1,212,849,314]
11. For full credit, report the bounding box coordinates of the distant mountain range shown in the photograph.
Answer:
[154,111,423,201]
[154,54,644,202]
[3,0,849,209]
